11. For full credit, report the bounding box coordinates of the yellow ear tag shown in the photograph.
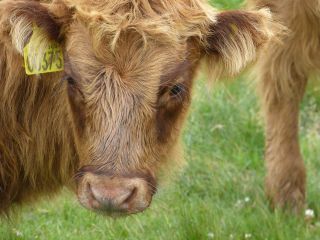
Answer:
[23,25,64,75]
[230,23,239,34]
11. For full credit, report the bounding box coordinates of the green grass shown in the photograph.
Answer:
[209,0,245,9]
[2,0,320,239]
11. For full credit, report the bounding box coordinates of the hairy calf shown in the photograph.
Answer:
[0,0,274,216]
[248,0,320,213]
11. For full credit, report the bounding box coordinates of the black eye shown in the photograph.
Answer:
[170,84,183,96]
[66,76,76,85]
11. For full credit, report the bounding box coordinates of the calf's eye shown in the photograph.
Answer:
[66,77,76,85]
[170,84,183,97]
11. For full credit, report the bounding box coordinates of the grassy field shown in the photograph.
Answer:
[2,0,320,239]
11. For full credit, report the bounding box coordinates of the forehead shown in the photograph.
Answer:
[67,0,214,48]
[65,0,213,88]
[66,25,186,83]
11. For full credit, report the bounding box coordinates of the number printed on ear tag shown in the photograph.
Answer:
[23,25,64,75]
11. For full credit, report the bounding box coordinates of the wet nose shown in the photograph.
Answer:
[78,174,154,215]
[89,184,136,212]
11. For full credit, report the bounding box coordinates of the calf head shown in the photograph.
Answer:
[2,0,274,216]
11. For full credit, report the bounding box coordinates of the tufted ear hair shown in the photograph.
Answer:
[202,8,277,81]
[0,0,73,55]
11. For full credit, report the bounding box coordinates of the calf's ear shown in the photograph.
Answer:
[202,8,275,80]
[1,0,72,54]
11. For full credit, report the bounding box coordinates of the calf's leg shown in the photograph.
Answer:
[261,62,308,213]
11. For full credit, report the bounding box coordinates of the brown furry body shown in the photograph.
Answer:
[0,0,274,216]
[248,0,320,212]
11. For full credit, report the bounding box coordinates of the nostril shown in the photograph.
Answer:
[122,187,137,205]
[86,182,91,195]
[85,182,101,209]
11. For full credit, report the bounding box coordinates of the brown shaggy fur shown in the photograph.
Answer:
[248,0,320,213]
[0,0,274,216]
